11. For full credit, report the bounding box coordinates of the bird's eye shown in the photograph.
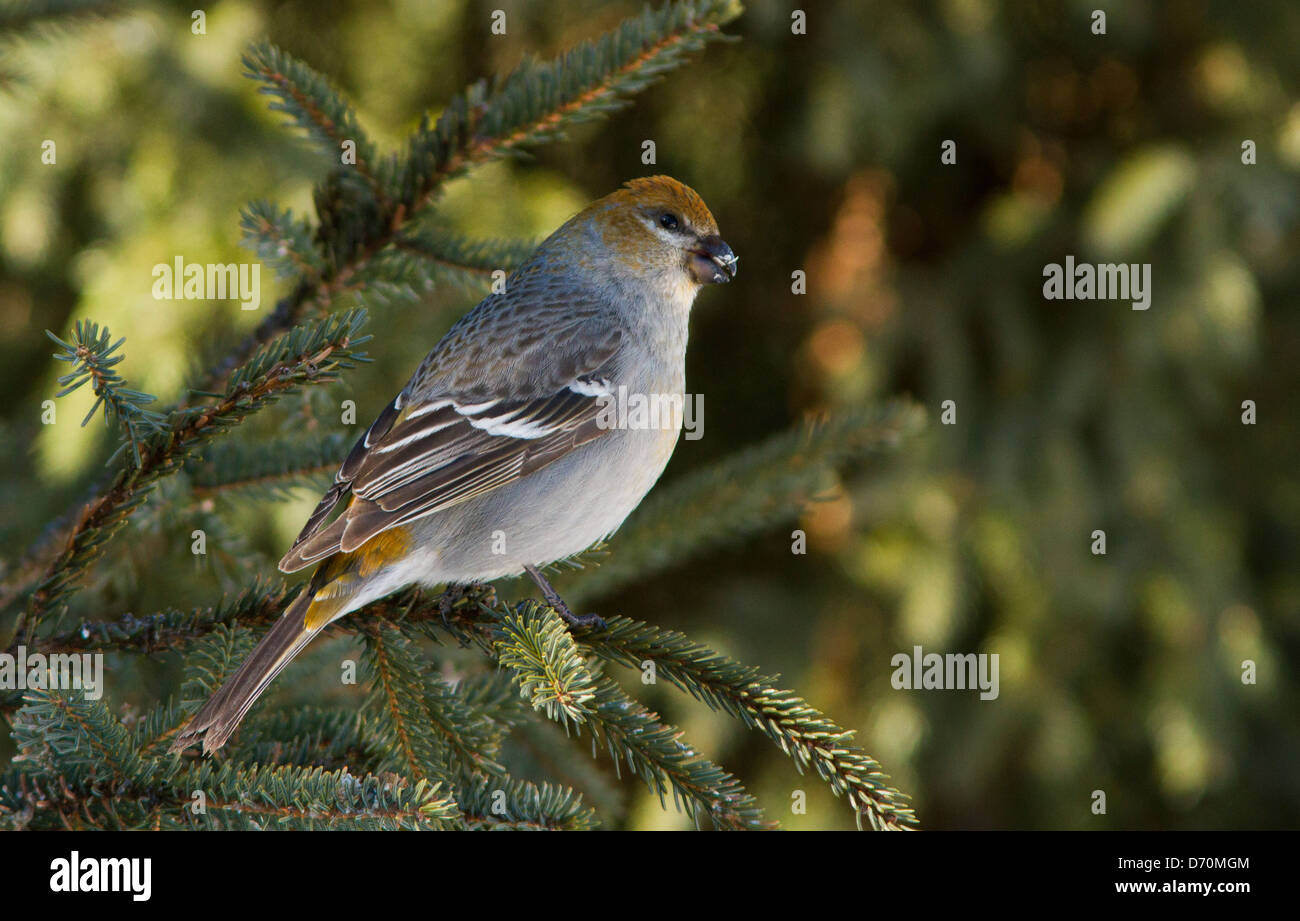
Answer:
[659,212,680,231]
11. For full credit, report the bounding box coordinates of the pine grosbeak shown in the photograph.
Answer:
[174,175,736,752]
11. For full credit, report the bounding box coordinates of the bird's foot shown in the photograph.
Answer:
[438,582,494,632]
[523,564,605,631]
[552,602,606,631]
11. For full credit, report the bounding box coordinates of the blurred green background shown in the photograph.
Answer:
[1,0,1298,829]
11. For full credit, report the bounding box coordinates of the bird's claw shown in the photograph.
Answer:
[550,599,605,631]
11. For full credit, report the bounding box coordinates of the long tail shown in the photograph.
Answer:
[171,589,326,754]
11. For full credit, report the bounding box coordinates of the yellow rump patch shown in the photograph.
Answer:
[301,525,412,630]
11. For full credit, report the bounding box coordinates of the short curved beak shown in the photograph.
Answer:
[689,234,738,285]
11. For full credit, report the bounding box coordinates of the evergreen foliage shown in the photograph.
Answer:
[0,0,921,831]
[46,320,165,468]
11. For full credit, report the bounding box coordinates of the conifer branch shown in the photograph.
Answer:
[456,774,597,831]
[579,674,772,830]
[509,717,629,821]
[1,2,925,832]
[12,689,150,783]
[442,602,770,829]
[241,41,389,208]
[392,228,533,279]
[4,690,460,830]
[434,591,917,829]
[398,0,741,208]
[175,768,459,830]
[354,230,534,303]
[416,588,914,828]
[45,321,165,469]
[495,603,598,729]
[361,618,511,778]
[191,0,739,396]
[362,621,454,784]
[20,626,259,757]
[7,580,915,829]
[19,579,293,657]
[412,676,509,777]
[7,0,744,614]
[10,310,370,643]
[4,581,487,670]
[582,617,918,830]
[186,430,350,500]
[0,761,459,830]
[233,707,368,770]
[130,699,192,760]
[239,200,326,281]
[177,623,258,709]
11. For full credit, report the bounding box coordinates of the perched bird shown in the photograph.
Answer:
[172,176,737,753]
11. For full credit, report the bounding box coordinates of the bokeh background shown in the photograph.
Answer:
[1,0,1298,829]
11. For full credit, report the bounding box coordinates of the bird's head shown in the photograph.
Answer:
[573,176,737,293]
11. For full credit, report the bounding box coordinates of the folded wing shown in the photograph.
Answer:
[278,314,622,574]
